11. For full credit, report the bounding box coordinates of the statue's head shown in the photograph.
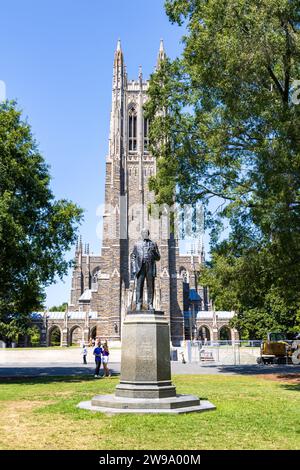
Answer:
[141,228,150,240]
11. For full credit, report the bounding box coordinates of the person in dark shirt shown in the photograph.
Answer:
[93,342,102,378]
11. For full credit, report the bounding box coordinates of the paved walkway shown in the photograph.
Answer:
[0,362,299,378]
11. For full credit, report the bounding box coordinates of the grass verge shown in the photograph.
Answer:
[0,374,299,450]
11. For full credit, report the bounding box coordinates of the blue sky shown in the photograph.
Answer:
[0,0,184,308]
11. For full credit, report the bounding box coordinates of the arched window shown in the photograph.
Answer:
[91,267,100,291]
[144,117,149,151]
[129,108,137,152]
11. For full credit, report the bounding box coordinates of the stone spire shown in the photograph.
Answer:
[157,39,166,68]
[109,39,126,161]
[113,39,125,90]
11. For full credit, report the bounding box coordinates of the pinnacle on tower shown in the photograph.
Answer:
[114,38,124,65]
[157,39,166,67]
[113,38,125,90]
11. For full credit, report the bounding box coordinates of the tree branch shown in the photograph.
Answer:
[266,65,285,100]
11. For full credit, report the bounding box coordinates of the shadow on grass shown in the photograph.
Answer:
[213,365,300,376]
[0,375,97,385]
[0,368,120,385]
[279,378,300,392]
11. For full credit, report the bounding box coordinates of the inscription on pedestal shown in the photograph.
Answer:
[139,342,154,360]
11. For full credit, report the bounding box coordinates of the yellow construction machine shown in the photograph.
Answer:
[257,332,300,365]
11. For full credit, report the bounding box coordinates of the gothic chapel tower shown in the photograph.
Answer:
[69,41,205,345]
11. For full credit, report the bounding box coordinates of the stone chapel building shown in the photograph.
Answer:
[29,41,238,348]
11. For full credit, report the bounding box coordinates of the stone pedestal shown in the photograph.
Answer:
[115,310,176,399]
[78,310,216,414]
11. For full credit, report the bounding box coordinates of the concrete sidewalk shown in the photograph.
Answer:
[0,362,299,378]
[0,347,121,364]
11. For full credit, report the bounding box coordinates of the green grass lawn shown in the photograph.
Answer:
[0,374,299,450]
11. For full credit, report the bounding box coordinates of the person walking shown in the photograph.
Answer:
[93,341,102,378]
[81,344,88,365]
[102,341,111,377]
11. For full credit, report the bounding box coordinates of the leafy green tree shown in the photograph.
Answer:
[49,302,68,312]
[28,325,41,347]
[146,0,300,338]
[201,249,300,338]
[49,327,61,347]
[0,101,83,341]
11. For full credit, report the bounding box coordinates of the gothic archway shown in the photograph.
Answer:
[90,326,97,340]
[219,326,232,341]
[48,326,61,347]
[70,325,83,346]
[198,325,211,341]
